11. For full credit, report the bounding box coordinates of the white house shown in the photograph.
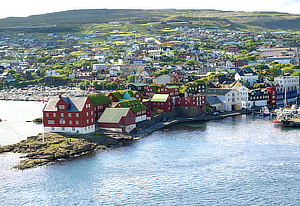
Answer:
[201,88,242,111]
[274,75,299,95]
[93,64,106,71]
[230,83,249,109]
[235,67,258,87]
[153,74,171,85]
[94,55,105,62]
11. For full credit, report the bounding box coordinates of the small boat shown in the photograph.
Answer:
[273,119,282,126]
[273,113,285,126]
[261,106,270,116]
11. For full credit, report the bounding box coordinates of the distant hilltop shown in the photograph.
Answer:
[0,9,300,33]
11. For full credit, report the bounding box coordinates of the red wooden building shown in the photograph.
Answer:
[43,95,95,134]
[98,108,136,133]
[108,77,120,85]
[144,85,161,98]
[235,60,248,68]
[227,46,239,52]
[114,99,150,123]
[88,93,113,122]
[150,94,173,113]
[175,96,206,113]
[266,87,277,105]
[159,85,180,103]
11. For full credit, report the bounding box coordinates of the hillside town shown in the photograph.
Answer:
[0,25,300,133]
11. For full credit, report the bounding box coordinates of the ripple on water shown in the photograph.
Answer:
[1,113,300,205]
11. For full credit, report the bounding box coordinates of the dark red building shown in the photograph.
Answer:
[227,46,239,52]
[266,87,277,105]
[235,60,248,68]
[43,95,95,134]
[150,94,173,113]
[175,95,206,113]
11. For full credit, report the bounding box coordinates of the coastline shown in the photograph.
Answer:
[0,109,251,170]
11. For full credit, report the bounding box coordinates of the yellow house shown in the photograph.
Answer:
[221,81,236,89]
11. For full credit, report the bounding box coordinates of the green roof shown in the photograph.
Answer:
[130,83,148,87]
[111,90,140,100]
[151,94,169,102]
[149,84,162,93]
[114,99,147,112]
[88,93,112,106]
[111,91,123,99]
[179,85,188,94]
[98,108,130,123]
[195,80,206,85]
[166,86,179,89]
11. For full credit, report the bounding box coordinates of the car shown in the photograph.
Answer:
[212,112,219,116]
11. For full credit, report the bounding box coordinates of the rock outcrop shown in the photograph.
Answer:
[0,132,132,170]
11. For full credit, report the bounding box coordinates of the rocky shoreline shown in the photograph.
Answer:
[0,132,133,170]
[0,110,251,170]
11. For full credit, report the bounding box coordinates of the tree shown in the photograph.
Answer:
[37,56,51,63]
[78,82,85,90]
[254,64,269,71]
[127,75,136,83]
[281,67,293,74]
[185,60,197,66]
[92,80,98,88]
[7,69,16,75]
[291,70,300,79]
[13,73,23,81]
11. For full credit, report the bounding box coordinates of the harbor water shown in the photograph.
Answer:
[1,101,300,205]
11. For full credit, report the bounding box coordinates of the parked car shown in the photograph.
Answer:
[212,112,219,116]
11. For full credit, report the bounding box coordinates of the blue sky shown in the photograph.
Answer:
[1,0,300,19]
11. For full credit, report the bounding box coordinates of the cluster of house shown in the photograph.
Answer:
[42,66,299,134]
[43,82,206,134]
[0,26,299,84]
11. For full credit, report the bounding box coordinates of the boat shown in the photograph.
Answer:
[273,119,282,126]
[261,106,270,116]
[273,113,284,126]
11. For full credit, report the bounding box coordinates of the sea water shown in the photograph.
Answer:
[1,101,300,205]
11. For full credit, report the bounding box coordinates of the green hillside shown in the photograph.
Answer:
[0,9,300,34]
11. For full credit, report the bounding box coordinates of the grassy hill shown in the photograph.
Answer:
[0,9,300,34]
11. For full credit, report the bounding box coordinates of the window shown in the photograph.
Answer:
[91,111,93,115]
[46,113,49,117]
[87,119,89,124]
[69,120,72,125]
[68,113,71,117]
[62,127,65,131]
[48,120,54,124]
[51,127,54,131]
[76,121,79,125]
[59,105,65,109]
[91,118,93,123]
[72,127,75,131]
[53,113,56,117]
[60,119,65,124]
[86,112,89,116]
[76,113,79,117]
[61,113,64,117]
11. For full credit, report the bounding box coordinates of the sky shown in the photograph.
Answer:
[1,0,300,19]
